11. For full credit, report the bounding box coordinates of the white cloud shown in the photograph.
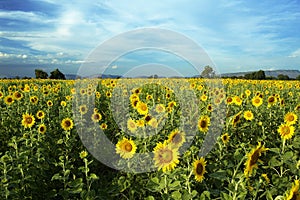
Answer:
[288,49,300,58]
[111,65,118,69]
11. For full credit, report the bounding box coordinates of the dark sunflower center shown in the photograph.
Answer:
[268,97,275,103]
[196,163,204,175]
[200,120,207,128]
[172,133,182,144]
[250,150,260,166]
[124,143,132,152]
[159,149,173,163]
[254,98,260,104]
[65,120,71,127]
[145,115,152,122]
[40,127,45,132]
[26,117,32,124]
[94,114,100,120]
[282,127,290,135]
[7,97,13,103]
[223,135,228,141]
[287,115,294,121]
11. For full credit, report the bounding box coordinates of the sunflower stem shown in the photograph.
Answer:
[281,139,286,154]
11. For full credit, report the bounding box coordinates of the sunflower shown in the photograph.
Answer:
[156,104,166,113]
[153,141,179,172]
[267,95,277,107]
[106,91,112,98]
[244,142,268,177]
[91,112,102,122]
[233,96,242,106]
[100,123,107,130]
[30,96,38,104]
[261,174,270,184]
[13,91,23,101]
[146,94,153,100]
[148,117,158,128]
[232,111,242,127]
[244,110,254,121]
[22,113,35,129]
[116,138,137,159]
[0,91,3,99]
[4,95,14,106]
[295,104,300,112]
[61,118,74,131]
[38,124,47,134]
[167,129,186,148]
[284,112,298,125]
[136,101,148,115]
[221,133,230,144]
[47,100,53,107]
[79,105,88,115]
[136,119,145,127]
[96,91,101,99]
[193,157,207,182]
[79,150,88,159]
[127,118,137,133]
[207,104,213,112]
[201,94,208,102]
[245,89,251,97]
[252,96,263,108]
[36,110,45,120]
[198,115,210,132]
[278,123,295,140]
[285,180,300,200]
[226,97,233,105]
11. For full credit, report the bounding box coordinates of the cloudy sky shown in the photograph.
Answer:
[0,0,300,77]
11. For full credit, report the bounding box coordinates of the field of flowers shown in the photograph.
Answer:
[0,78,299,200]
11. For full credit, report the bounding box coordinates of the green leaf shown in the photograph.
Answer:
[51,173,62,181]
[89,173,99,180]
[292,136,300,148]
[200,191,210,200]
[169,180,181,190]
[145,196,155,200]
[68,178,83,188]
[171,191,182,200]
[268,148,280,154]
[57,139,64,144]
[283,151,294,162]
[269,156,283,167]
[209,170,227,180]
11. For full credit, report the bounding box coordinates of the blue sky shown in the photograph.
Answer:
[0,0,300,77]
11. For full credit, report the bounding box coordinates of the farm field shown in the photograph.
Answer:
[0,78,299,200]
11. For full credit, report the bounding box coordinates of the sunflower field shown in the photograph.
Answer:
[0,78,299,200]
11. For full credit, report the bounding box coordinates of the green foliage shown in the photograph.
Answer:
[49,68,66,80]
[35,69,48,79]
[201,65,215,78]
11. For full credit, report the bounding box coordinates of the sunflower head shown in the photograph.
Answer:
[278,123,295,140]
[244,142,268,177]
[193,157,207,182]
[61,118,74,131]
[136,101,148,115]
[285,180,300,200]
[153,141,179,172]
[244,110,254,121]
[221,133,230,144]
[198,115,211,132]
[127,118,137,133]
[22,113,35,129]
[116,138,137,159]
[38,124,47,134]
[284,112,298,125]
[167,129,186,148]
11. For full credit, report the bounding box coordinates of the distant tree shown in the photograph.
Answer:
[277,74,290,80]
[201,65,215,78]
[35,69,48,79]
[296,75,300,80]
[244,70,266,80]
[49,69,66,80]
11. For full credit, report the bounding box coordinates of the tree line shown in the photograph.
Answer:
[201,66,300,80]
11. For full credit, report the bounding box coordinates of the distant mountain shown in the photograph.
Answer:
[221,69,300,79]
